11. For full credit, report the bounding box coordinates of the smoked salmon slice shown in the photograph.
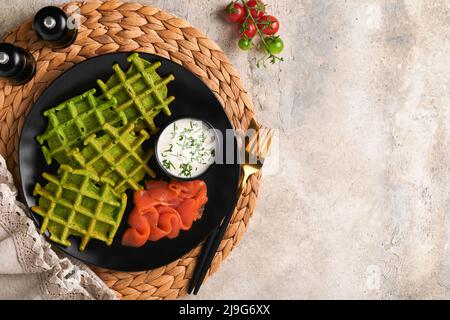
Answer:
[122,180,208,247]
[121,208,151,248]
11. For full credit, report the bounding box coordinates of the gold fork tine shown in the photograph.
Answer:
[249,127,273,162]
[251,128,265,155]
[249,130,263,154]
[259,129,273,160]
[246,128,272,164]
[245,129,259,153]
[245,118,261,153]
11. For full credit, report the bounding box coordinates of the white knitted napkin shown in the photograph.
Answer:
[0,155,116,300]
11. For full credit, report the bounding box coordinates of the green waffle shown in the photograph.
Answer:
[36,89,127,165]
[97,53,175,134]
[32,53,175,250]
[71,123,156,194]
[32,165,127,251]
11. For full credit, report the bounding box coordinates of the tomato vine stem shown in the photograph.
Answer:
[240,0,283,67]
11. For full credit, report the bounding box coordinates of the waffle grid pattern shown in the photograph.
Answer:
[34,52,169,248]
[32,164,127,251]
[37,89,123,165]
[98,53,175,133]
[71,123,155,193]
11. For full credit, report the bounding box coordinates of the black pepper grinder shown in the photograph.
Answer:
[0,43,36,85]
[33,6,78,48]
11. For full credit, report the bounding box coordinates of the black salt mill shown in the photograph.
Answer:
[33,6,78,48]
[0,43,36,85]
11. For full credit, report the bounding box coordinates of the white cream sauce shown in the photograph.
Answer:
[157,118,216,178]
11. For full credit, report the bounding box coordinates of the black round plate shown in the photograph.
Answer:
[19,52,240,271]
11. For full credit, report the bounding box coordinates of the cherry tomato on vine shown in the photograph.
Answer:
[247,0,266,19]
[225,2,246,23]
[238,19,257,38]
[265,36,284,55]
[258,15,280,35]
[238,38,253,51]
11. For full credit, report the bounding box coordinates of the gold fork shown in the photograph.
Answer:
[238,118,274,193]
[188,118,274,294]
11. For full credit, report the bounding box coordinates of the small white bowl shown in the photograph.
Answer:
[155,117,217,180]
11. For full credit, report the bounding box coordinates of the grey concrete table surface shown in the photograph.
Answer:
[1,0,450,299]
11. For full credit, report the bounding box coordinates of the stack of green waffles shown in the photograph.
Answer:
[32,53,175,251]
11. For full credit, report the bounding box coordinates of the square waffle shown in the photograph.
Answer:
[36,89,126,165]
[71,123,156,194]
[32,165,127,251]
[97,53,175,134]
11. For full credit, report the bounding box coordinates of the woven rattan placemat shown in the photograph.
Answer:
[0,0,261,300]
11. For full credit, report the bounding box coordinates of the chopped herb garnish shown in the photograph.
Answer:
[180,163,193,177]
[164,144,173,152]
[162,144,174,157]
[162,159,175,170]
